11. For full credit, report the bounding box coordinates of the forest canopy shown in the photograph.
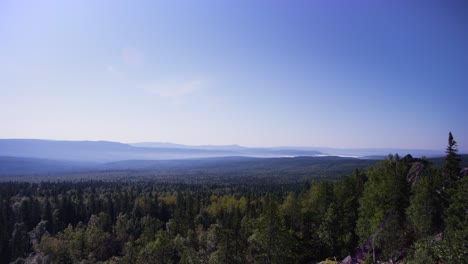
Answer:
[0,133,466,264]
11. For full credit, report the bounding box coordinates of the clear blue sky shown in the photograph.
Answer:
[1,0,467,151]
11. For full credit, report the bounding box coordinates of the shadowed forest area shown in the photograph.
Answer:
[0,133,466,264]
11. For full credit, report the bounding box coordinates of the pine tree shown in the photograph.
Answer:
[443,132,461,182]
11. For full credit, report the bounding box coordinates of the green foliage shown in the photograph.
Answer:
[443,166,467,233]
[357,156,409,242]
[9,223,29,260]
[207,195,247,217]
[0,136,466,263]
[279,192,300,231]
[356,155,411,262]
[436,176,468,264]
[406,164,445,239]
[443,132,462,182]
[248,196,295,263]
[137,230,175,264]
[406,237,438,264]
[327,169,365,256]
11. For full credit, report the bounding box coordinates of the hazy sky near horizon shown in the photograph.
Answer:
[1,0,467,151]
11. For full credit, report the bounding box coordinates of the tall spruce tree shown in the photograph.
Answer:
[443,132,461,181]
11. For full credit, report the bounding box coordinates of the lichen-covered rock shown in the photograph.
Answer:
[340,255,352,264]
[403,154,428,187]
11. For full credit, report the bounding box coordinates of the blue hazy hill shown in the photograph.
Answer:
[0,139,322,162]
[0,139,243,162]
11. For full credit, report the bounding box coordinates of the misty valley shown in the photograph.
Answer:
[0,135,466,264]
[2,1,467,263]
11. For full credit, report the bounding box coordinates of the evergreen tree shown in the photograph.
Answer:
[356,155,410,262]
[41,199,54,234]
[0,198,11,263]
[443,132,461,182]
[9,222,29,260]
[406,175,438,237]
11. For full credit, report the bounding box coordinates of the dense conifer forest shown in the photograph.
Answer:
[0,134,466,263]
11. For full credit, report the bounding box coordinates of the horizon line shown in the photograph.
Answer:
[0,138,453,153]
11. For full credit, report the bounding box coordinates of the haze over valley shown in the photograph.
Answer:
[0,138,452,176]
[0,1,467,263]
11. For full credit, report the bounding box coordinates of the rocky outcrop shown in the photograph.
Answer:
[340,255,352,264]
[403,154,428,187]
[461,167,468,177]
[340,155,429,264]
[340,212,395,264]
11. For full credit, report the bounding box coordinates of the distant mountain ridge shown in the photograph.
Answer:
[130,142,247,151]
[0,139,241,162]
[0,139,459,177]
[0,139,321,162]
[0,139,445,164]
[130,141,445,158]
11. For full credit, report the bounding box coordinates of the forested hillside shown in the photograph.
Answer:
[0,135,466,263]
[0,156,378,178]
